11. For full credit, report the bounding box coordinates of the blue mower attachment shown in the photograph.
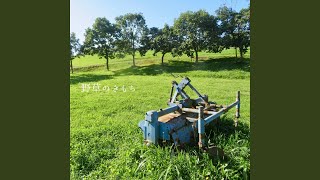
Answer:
[138,77,240,149]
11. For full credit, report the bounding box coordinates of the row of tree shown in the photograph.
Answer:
[70,6,250,72]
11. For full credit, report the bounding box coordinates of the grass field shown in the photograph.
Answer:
[70,49,250,179]
[72,48,250,68]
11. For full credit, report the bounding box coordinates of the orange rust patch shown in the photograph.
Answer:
[158,113,181,123]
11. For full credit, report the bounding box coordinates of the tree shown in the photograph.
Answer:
[147,27,160,51]
[216,6,250,58]
[70,32,81,74]
[115,13,148,66]
[82,17,118,70]
[152,24,179,65]
[235,7,250,58]
[174,10,221,62]
[216,6,238,57]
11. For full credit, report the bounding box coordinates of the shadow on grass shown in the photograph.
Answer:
[206,118,250,140]
[70,74,113,85]
[113,57,250,76]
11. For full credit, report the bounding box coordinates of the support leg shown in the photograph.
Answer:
[235,91,240,127]
[145,111,159,145]
[198,106,206,148]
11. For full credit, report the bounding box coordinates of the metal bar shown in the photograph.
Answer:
[194,97,206,104]
[168,102,178,107]
[170,78,191,104]
[170,90,179,103]
[235,91,240,126]
[236,91,240,118]
[203,109,225,125]
[180,89,190,99]
[170,81,179,103]
[198,106,205,148]
[203,100,239,125]
[225,101,239,111]
[169,85,174,102]
[188,83,202,97]
[170,85,190,103]
[177,77,190,90]
[174,84,189,99]
[176,78,191,99]
[208,104,225,108]
[185,117,198,122]
[158,105,179,117]
[188,83,208,104]
[203,103,225,110]
[182,108,216,115]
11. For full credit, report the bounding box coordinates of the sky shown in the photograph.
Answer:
[70,0,250,42]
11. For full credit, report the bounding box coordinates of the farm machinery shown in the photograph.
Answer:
[138,77,240,150]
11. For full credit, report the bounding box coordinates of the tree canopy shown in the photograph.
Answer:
[82,17,119,70]
[236,7,250,58]
[75,6,250,70]
[70,32,81,60]
[152,24,179,65]
[216,6,250,58]
[173,10,221,62]
[70,32,81,73]
[115,13,148,66]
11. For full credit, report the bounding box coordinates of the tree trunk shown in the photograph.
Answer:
[132,35,135,66]
[195,51,198,63]
[235,47,238,58]
[161,53,165,65]
[106,57,109,70]
[70,60,73,74]
[240,49,244,59]
[132,54,135,66]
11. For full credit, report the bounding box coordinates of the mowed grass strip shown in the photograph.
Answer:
[70,51,250,179]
